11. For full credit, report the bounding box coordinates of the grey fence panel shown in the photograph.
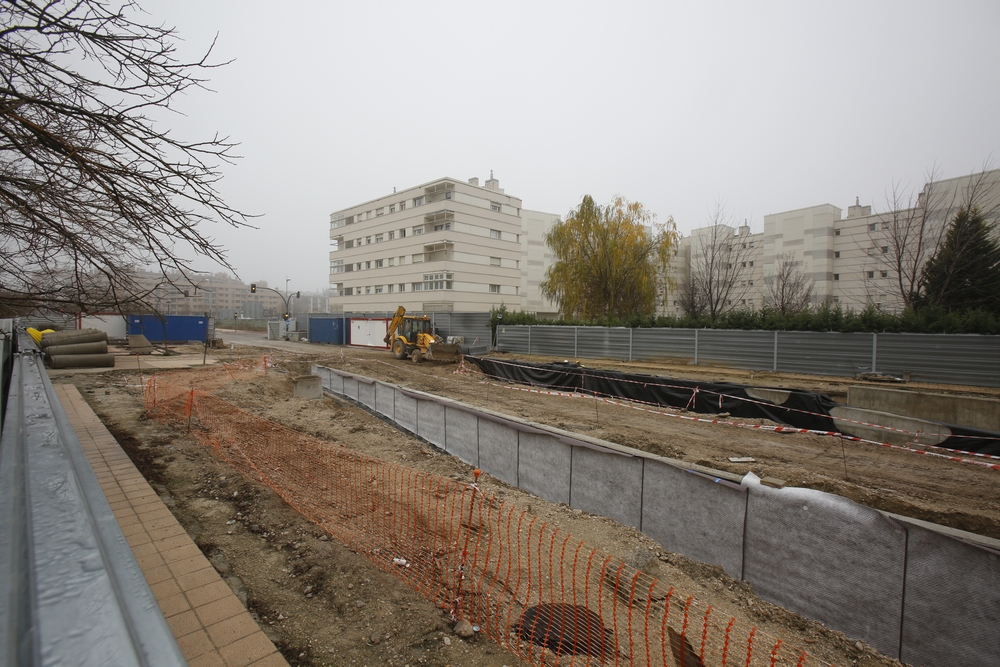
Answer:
[478,420,519,486]
[357,379,376,410]
[697,329,774,370]
[438,312,492,354]
[444,406,479,467]
[900,523,1000,667]
[569,448,644,529]
[495,325,529,353]
[631,328,697,362]
[776,332,873,376]
[640,462,747,579]
[375,382,395,420]
[517,432,572,505]
[342,376,359,401]
[416,398,446,448]
[576,327,632,361]
[395,389,418,433]
[876,333,1000,387]
[743,484,908,658]
[526,325,576,357]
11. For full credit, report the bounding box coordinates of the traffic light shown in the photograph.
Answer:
[295,291,300,299]
[250,283,256,293]
[283,312,290,321]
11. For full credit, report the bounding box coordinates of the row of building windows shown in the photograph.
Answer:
[832,270,890,281]
[341,273,456,295]
[343,226,507,249]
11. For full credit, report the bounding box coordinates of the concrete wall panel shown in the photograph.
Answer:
[517,432,571,505]
[641,461,746,579]
[394,390,417,433]
[375,382,395,419]
[357,380,376,410]
[900,523,1000,667]
[570,447,643,529]
[743,484,906,657]
[416,399,446,448]
[342,376,359,401]
[326,368,344,395]
[444,407,479,467]
[478,420,519,487]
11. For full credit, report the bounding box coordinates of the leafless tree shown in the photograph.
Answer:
[874,162,999,309]
[688,203,759,321]
[0,0,251,317]
[675,272,705,318]
[761,252,813,315]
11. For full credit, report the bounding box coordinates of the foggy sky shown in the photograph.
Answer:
[142,0,1000,293]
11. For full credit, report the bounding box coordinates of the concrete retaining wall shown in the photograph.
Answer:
[314,364,1000,667]
[848,385,1000,432]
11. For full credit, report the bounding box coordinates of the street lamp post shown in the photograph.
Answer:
[250,283,300,340]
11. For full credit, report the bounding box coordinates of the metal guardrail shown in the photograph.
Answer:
[0,332,185,667]
[496,325,1000,387]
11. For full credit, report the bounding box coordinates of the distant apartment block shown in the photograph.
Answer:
[665,168,1000,315]
[328,176,561,315]
[132,271,329,320]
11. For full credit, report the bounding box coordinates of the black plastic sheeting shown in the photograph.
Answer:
[466,356,1000,456]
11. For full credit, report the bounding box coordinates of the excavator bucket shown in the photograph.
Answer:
[425,342,461,363]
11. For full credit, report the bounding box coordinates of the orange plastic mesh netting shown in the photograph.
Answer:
[143,366,835,667]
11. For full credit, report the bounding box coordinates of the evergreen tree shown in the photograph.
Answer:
[918,207,1000,314]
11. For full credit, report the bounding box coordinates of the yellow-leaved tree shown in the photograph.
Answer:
[541,195,678,320]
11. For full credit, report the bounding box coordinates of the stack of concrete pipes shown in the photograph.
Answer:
[41,328,115,369]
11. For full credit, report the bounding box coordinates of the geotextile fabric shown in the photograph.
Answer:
[465,356,1000,455]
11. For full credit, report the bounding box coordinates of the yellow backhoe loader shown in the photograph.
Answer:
[383,306,462,363]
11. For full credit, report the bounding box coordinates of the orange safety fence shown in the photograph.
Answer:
[143,366,836,667]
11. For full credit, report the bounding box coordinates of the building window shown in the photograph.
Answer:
[489,284,500,293]
[365,261,371,269]
[881,246,889,254]
[375,259,383,268]
[490,202,501,212]
[490,229,501,240]
[867,271,875,279]
[433,223,450,231]
[399,283,405,292]
[412,282,423,291]
[490,256,501,266]
[835,229,841,236]
[376,208,384,217]
[833,274,840,281]
[422,272,453,291]
[413,226,423,235]
[400,201,406,210]
[388,257,394,267]
[834,251,841,258]
[388,284,394,293]
[374,285,383,294]
[389,205,396,214]
[366,236,371,244]
[881,271,888,278]
[445,191,452,200]
[400,228,407,238]
[343,287,353,296]
[365,286,371,294]
[356,263,362,271]
[742,262,747,268]
[375,234,383,242]
[414,196,424,206]
[389,231,395,240]
[869,223,878,231]
[749,261,754,267]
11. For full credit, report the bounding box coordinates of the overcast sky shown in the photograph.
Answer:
[143,0,1000,293]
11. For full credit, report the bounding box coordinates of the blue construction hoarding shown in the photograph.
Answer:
[308,316,345,345]
[128,315,211,343]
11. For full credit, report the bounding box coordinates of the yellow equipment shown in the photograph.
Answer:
[383,306,461,363]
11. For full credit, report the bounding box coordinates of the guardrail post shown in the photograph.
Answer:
[629,328,633,361]
[872,332,878,373]
[528,325,532,355]
[574,327,578,358]
[694,328,699,365]
[773,330,778,371]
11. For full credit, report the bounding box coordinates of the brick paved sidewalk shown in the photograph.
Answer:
[54,384,289,667]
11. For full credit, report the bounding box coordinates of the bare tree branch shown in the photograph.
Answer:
[687,202,759,321]
[762,252,813,315]
[0,0,252,317]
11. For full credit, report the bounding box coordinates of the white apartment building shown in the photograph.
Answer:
[328,176,561,314]
[665,168,1000,316]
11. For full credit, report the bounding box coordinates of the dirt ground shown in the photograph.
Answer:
[57,338,1000,667]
